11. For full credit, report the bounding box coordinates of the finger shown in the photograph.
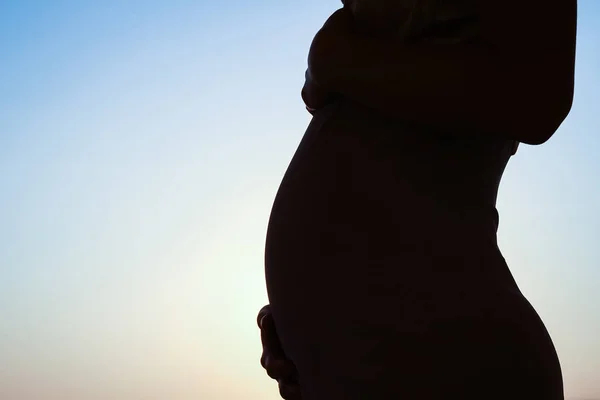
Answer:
[263,354,297,378]
[257,304,271,328]
[261,351,296,374]
[257,307,299,380]
[264,355,297,380]
[260,313,286,359]
[278,379,302,400]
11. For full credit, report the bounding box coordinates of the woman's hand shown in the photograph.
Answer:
[257,305,301,400]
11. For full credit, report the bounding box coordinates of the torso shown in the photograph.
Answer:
[261,6,564,395]
[265,98,522,342]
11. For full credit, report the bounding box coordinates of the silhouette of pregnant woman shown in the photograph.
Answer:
[259,1,577,399]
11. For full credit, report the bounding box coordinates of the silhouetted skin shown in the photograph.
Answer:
[258,305,301,399]
[259,1,576,399]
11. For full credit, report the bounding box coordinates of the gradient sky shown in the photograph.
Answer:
[0,1,599,399]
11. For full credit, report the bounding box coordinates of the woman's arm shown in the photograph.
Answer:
[309,2,577,145]
[301,69,340,114]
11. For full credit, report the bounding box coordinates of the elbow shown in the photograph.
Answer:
[514,88,575,146]
[515,60,576,145]
[521,100,574,146]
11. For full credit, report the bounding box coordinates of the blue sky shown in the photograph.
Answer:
[0,1,599,399]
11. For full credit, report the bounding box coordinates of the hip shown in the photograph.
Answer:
[286,291,563,399]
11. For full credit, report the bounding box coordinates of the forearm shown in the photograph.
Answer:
[309,36,574,145]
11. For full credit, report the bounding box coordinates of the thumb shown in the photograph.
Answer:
[257,304,271,328]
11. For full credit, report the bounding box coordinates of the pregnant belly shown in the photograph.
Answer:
[264,102,517,354]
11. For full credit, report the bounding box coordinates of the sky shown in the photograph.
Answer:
[0,1,598,399]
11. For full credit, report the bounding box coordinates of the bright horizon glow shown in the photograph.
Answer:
[1,1,599,399]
